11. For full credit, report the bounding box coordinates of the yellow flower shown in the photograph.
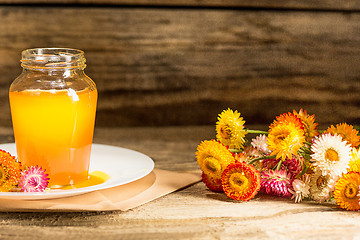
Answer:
[0,150,22,192]
[333,172,360,211]
[216,108,247,151]
[293,109,319,142]
[196,140,235,180]
[325,123,360,148]
[267,118,305,161]
[348,148,360,173]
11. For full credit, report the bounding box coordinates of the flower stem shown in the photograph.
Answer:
[275,159,283,171]
[300,164,309,176]
[245,129,268,135]
[299,146,312,155]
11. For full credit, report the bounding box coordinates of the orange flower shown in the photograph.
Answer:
[221,162,261,201]
[0,150,22,192]
[270,112,304,130]
[333,172,360,211]
[293,109,319,142]
[325,123,360,148]
[267,115,305,161]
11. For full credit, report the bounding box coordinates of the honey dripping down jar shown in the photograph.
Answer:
[9,48,98,188]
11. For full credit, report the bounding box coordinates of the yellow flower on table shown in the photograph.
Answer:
[334,172,360,211]
[196,140,235,180]
[216,108,247,151]
[348,148,360,173]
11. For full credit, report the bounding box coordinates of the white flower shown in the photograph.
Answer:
[289,174,310,203]
[251,134,270,155]
[311,133,351,177]
[309,169,338,203]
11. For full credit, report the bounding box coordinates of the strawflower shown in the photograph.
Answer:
[311,133,351,177]
[241,147,264,170]
[243,146,264,159]
[202,172,223,192]
[271,112,304,129]
[234,151,248,163]
[251,134,270,155]
[0,150,21,192]
[267,113,305,161]
[309,169,336,203]
[333,172,360,211]
[221,162,261,201]
[195,107,360,212]
[262,156,302,178]
[260,169,292,198]
[216,108,247,151]
[325,123,360,148]
[348,148,360,173]
[289,174,310,203]
[284,157,302,178]
[196,140,235,180]
[293,109,319,142]
[18,166,49,192]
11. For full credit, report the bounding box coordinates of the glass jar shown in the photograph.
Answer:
[9,48,97,188]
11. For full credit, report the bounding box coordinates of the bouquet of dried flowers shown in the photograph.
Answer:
[195,108,360,211]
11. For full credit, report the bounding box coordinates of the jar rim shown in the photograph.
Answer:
[21,48,86,70]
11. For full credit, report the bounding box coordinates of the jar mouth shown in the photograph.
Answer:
[21,48,86,70]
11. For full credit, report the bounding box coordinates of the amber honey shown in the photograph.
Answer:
[9,88,97,187]
[61,171,111,190]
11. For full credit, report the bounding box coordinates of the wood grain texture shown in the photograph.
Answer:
[0,6,359,127]
[0,0,359,11]
[0,126,359,239]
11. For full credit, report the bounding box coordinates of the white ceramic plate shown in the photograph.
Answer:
[0,143,154,200]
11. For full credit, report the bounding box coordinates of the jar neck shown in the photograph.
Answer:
[20,48,86,71]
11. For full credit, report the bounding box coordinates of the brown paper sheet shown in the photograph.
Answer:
[0,169,201,212]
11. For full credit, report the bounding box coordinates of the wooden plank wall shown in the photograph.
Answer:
[0,1,359,127]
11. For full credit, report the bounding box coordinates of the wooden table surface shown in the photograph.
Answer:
[0,126,359,240]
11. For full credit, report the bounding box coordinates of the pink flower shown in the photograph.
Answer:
[18,166,49,192]
[251,134,270,154]
[283,157,302,178]
[262,157,301,178]
[243,146,262,159]
[260,169,292,198]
